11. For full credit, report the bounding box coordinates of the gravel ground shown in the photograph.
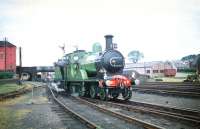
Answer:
[2,81,198,129]
[58,96,144,129]
[0,84,88,129]
[131,91,200,111]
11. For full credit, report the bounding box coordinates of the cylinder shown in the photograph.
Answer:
[105,35,113,50]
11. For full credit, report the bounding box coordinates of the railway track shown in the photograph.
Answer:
[0,81,47,101]
[135,85,200,92]
[0,86,31,100]
[120,99,200,123]
[133,88,200,97]
[72,96,164,129]
[0,79,18,85]
[133,83,200,97]
[140,82,200,86]
[80,97,200,129]
[123,100,200,123]
[48,86,163,129]
[47,87,92,129]
[48,86,98,129]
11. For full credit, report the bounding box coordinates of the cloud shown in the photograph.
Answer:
[0,0,199,66]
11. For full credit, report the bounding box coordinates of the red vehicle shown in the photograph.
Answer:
[164,69,176,77]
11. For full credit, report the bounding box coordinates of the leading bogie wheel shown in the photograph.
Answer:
[111,91,119,100]
[122,88,132,100]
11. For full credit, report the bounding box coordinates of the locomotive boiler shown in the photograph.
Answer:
[54,35,133,100]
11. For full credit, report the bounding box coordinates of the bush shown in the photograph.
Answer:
[184,74,199,82]
[0,72,14,79]
[155,78,163,81]
[177,68,196,73]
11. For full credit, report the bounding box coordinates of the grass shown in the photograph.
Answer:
[0,108,17,129]
[175,72,194,78]
[160,77,184,82]
[0,83,23,94]
[0,84,33,106]
[0,107,31,129]
[0,95,28,106]
[0,83,32,129]
[0,83,33,129]
[146,72,195,82]
[147,77,186,82]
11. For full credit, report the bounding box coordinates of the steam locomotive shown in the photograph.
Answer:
[54,35,133,100]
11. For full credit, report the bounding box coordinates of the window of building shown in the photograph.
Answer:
[146,70,150,73]
[0,53,4,59]
[160,70,164,73]
[153,70,158,73]
[10,65,13,69]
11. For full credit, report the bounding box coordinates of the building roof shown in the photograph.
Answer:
[125,61,176,69]
[0,41,16,47]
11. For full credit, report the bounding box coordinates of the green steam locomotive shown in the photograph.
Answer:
[54,35,133,100]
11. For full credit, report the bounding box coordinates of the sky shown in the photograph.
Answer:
[0,0,200,66]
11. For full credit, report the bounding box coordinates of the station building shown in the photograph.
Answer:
[0,40,16,72]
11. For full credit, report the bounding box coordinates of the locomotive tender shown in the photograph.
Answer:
[54,35,133,100]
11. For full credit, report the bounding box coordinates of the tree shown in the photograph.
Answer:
[92,42,102,53]
[128,50,144,63]
[193,54,200,75]
[181,54,196,62]
[181,54,197,68]
[197,56,200,75]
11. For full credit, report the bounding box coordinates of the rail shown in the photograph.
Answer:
[48,86,99,129]
[73,96,164,129]
[80,97,200,128]
[133,88,200,97]
[112,99,200,125]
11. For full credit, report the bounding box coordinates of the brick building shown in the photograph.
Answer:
[125,61,177,77]
[0,41,16,72]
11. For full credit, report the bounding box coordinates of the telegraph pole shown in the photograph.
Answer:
[19,47,22,85]
[4,37,7,72]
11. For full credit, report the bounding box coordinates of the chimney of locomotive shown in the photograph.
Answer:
[105,35,113,50]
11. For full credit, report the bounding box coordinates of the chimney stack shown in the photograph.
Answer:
[105,35,113,50]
